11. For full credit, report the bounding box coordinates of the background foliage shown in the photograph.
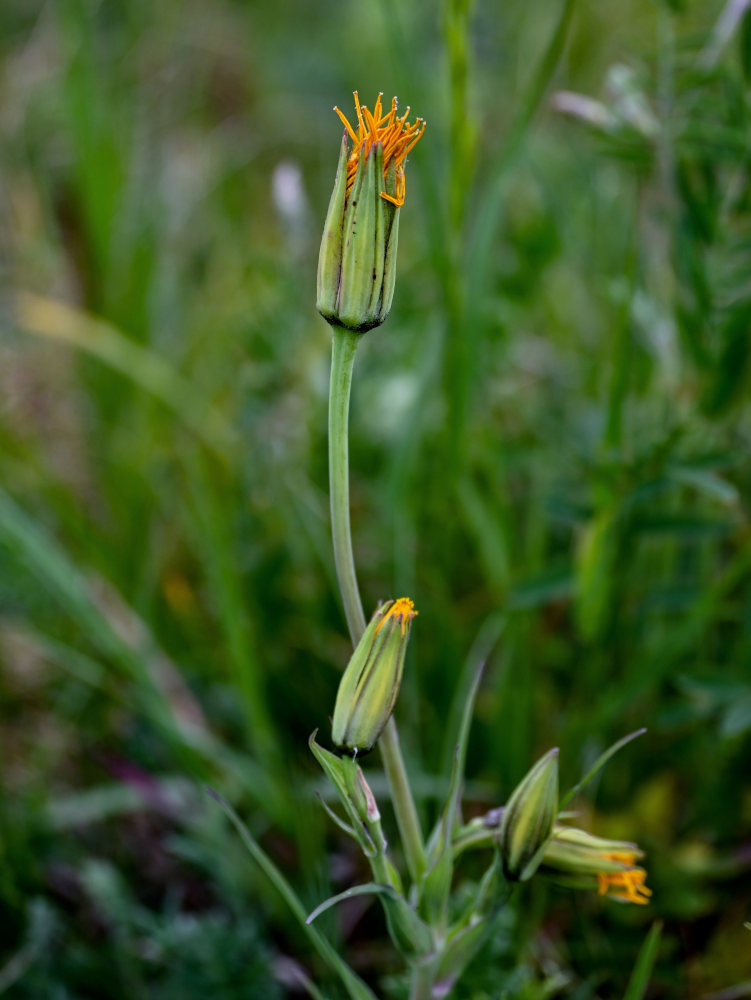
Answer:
[1,0,750,996]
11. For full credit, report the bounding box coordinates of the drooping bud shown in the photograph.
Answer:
[539,826,652,904]
[331,597,418,754]
[316,92,424,333]
[499,748,559,881]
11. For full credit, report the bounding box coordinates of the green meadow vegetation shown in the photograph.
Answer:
[1,0,750,996]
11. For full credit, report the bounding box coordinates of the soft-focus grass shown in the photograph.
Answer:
[1,0,750,997]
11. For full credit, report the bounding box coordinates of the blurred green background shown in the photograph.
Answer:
[1,0,750,996]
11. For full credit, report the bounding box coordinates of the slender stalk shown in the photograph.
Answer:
[328,324,427,884]
[328,325,366,639]
[409,962,435,1000]
[378,719,426,881]
[369,849,396,888]
[325,348,409,889]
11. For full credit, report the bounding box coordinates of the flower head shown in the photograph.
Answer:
[540,826,652,905]
[316,92,425,333]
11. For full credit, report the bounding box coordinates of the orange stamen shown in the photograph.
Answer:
[375,597,418,636]
[334,92,425,208]
[597,852,652,905]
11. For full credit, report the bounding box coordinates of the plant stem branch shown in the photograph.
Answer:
[328,326,366,639]
[409,962,435,1000]
[328,324,427,884]
[378,718,426,882]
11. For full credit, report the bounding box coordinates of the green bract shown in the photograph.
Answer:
[499,748,559,881]
[316,136,400,332]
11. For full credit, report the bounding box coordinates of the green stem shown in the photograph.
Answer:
[409,962,435,1000]
[378,718,426,882]
[328,326,366,639]
[328,324,427,884]
[369,849,395,888]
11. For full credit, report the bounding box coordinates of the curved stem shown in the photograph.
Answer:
[329,326,367,638]
[328,324,427,884]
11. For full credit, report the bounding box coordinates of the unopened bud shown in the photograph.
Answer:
[332,597,418,754]
[499,748,559,881]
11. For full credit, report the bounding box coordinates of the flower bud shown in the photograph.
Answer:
[317,92,425,333]
[499,748,559,881]
[540,826,651,904]
[332,597,418,754]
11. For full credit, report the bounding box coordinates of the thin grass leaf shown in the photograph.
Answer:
[421,661,486,921]
[0,900,55,993]
[306,882,401,925]
[559,729,647,809]
[0,486,276,800]
[623,921,663,1000]
[440,614,505,781]
[206,788,378,1000]
[0,486,182,730]
[467,0,577,302]
[13,294,236,459]
[457,479,511,598]
[592,546,751,728]
[9,627,108,693]
[282,964,331,1000]
[183,451,280,771]
[315,792,359,841]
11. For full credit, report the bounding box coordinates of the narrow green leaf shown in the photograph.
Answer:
[14,293,236,459]
[207,788,378,1000]
[434,659,487,855]
[421,662,486,921]
[623,921,663,1000]
[183,452,280,773]
[307,866,432,958]
[306,882,400,924]
[668,466,739,505]
[560,729,647,809]
[0,487,210,759]
[467,0,577,305]
[440,614,505,778]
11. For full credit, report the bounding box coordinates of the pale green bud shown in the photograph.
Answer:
[331,597,418,754]
[316,91,424,333]
[499,748,559,881]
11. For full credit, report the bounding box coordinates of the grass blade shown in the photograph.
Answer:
[560,728,647,809]
[14,293,236,459]
[207,788,378,1000]
[306,883,400,925]
[623,921,663,1000]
